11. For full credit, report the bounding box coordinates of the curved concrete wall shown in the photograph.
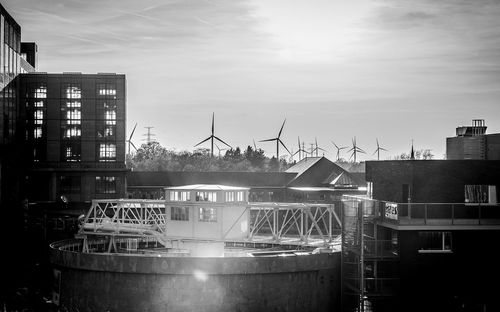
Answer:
[50,240,340,312]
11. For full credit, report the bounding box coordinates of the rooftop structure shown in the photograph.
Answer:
[447,119,500,160]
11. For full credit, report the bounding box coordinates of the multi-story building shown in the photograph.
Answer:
[342,160,500,312]
[447,119,500,160]
[20,73,127,207]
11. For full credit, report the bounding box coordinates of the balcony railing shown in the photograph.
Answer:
[378,201,500,226]
[342,196,500,226]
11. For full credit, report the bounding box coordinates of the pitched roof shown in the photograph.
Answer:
[286,157,359,188]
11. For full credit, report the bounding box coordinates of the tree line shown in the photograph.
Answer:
[127,142,294,172]
[127,142,435,172]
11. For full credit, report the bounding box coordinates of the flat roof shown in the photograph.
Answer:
[165,184,250,191]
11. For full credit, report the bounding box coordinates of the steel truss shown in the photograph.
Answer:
[78,199,168,252]
[77,200,341,252]
[248,202,340,244]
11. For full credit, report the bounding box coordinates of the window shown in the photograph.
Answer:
[63,144,81,162]
[236,191,244,202]
[169,191,190,201]
[95,176,117,194]
[199,207,217,222]
[60,176,81,194]
[196,191,217,202]
[97,83,117,98]
[171,207,189,221]
[225,191,245,202]
[225,192,234,202]
[465,185,497,204]
[418,231,452,253]
[99,143,116,161]
[63,84,81,99]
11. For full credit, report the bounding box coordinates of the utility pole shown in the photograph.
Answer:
[143,127,156,144]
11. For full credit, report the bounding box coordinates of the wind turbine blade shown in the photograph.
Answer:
[129,123,137,140]
[340,146,348,150]
[298,137,301,148]
[253,139,257,150]
[194,136,212,147]
[130,142,138,151]
[372,149,378,155]
[358,148,367,154]
[380,147,388,152]
[214,136,232,148]
[279,139,291,155]
[260,138,277,142]
[332,141,339,149]
[278,119,286,138]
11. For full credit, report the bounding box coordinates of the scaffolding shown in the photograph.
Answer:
[341,196,399,312]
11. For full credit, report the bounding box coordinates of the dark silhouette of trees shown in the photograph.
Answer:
[127,142,293,172]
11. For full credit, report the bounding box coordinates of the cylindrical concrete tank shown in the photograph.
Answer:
[50,240,340,312]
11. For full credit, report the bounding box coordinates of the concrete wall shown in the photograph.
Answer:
[50,242,341,312]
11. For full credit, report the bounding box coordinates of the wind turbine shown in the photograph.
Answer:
[127,123,138,155]
[293,137,305,160]
[373,138,388,161]
[331,141,348,161]
[214,143,227,157]
[260,119,290,159]
[194,113,232,157]
[347,137,366,163]
[312,138,327,156]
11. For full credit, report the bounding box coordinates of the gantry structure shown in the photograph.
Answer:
[77,199,342,253]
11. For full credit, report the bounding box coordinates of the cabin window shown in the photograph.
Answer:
[196,191,217,202]
[171,207,189,221]
[169,191,190,201]
[418,231,452,253]
[199,207,217,222]
[236,191,244,202]
[225,191,234,202]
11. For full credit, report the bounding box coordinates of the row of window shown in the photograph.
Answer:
[171,207,217,222]
[169,191,245,202]
[61,143,116,162]
[26,83,117,99]
[60,176,117,194]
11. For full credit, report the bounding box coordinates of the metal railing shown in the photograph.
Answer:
[342,196,500,226]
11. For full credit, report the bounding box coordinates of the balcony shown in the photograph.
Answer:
[377,201,500,226]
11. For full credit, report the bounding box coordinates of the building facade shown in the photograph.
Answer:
[342,160,500,312]
[20,73,127,207]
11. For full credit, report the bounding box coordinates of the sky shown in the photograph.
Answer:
[4,0,500,161]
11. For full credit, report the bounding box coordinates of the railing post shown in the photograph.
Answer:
[451,204,454,225]
[478,202,481,225]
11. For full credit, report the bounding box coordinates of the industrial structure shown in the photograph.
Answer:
[51,184,342,311]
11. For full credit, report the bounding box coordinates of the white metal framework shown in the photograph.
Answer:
[78,199,341,252]
[248,202,340,245]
